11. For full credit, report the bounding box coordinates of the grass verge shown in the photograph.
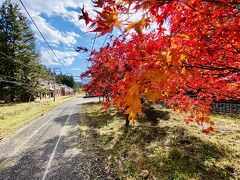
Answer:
[79,102,240,179]
[0,96,74,139]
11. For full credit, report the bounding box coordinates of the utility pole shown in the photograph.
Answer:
[54,82,56,101]
[53,67,61,101]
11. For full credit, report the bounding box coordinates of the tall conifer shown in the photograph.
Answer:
[0,0,51,101]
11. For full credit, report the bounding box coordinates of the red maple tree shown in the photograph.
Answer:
[80,0,240,133]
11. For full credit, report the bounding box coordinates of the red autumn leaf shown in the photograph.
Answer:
[79,0,240,133]
[103,100,110,109]
[76,46,89,53]
[91,0,104,8]
[79,5,92,25]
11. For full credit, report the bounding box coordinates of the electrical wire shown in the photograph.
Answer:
[19,0,70,74]
[0,51,29,68]
[101,33,109,47]
[86,32,98,68]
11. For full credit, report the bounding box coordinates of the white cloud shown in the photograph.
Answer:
[66,31,80,38]
[25,10,79,47]
[0,0,87,68]
[40,49,80,66]
[0,0,93,49]
[70,68,82,71]
[66,10,90,32]
[17,0,95,32]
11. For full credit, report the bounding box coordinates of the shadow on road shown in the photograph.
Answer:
[0,112,86,180]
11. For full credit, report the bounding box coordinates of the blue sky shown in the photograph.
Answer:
[0,0,159,82]
[0,0,111,82]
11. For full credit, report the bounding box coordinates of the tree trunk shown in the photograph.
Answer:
[125,114,130,127]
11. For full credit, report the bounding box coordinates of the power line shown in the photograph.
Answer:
[86,32,109,68]
[36,39,55,62]
[86,32,98,68]
[0,51,54,74]
[0,52,60,82]
[0,51,29,68]
[101,33,109,47]
[90,33,98,53]
[0,75,40,92]
[19,0,70,74]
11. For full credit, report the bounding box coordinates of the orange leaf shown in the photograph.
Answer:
[92,7,122,36]
[124,18,150,35]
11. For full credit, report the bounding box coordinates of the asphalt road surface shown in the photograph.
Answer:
[0,97,99,180]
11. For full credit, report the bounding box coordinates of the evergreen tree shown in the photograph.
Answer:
[0,0,21,101]
[0,0,52,102]
[55,73,75,88]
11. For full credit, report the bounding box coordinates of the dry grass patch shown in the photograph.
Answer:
[79,102,240,179]
[0,96,74,139]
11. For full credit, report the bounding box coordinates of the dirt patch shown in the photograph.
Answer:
[79,106,118,179]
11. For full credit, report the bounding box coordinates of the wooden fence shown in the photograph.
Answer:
[158,99,240,115]
[211,101,240,114]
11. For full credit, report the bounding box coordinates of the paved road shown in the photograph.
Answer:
[0,97,99,180]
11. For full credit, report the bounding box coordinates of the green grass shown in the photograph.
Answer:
[79,102,240,179]
[0,96,74,139]
[76,87,85,96]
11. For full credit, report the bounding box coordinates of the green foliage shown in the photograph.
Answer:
[55,73,75,88]
[0,0,52,102]
[74,81,83,88]
[74,81,84,94]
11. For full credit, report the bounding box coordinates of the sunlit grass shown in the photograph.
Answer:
[76,87,85,96]
[0,96,74,139]
[79,102,240,179]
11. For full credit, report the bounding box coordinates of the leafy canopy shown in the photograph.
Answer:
[79,0,240,133]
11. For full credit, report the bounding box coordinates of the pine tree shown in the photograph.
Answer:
[0,0,21,101]
[0,0,51,102]
[56,74,75,88]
